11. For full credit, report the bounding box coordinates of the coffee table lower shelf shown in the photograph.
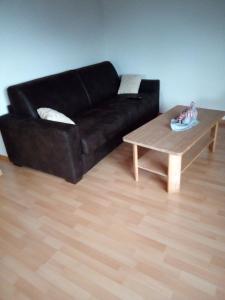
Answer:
[136,133,214,192]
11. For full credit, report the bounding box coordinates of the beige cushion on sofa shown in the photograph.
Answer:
[37,108,75,125]
[118,74,142,94]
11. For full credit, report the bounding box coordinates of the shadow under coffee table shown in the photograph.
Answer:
[123,105,224,193]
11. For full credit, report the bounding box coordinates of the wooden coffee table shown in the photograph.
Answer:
[123,105,224,193]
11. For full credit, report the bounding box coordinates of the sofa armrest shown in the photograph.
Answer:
[139,79,160,115]
[139,79,160,95]
[0,114,83,183]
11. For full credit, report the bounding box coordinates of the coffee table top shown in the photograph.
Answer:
[123,105,224,155]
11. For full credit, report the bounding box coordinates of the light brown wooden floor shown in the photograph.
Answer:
[0,125,225,300]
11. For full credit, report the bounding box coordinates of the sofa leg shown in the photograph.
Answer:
[13,161,23,167]
[65,175,82,184]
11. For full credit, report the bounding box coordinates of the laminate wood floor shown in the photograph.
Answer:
[0,125,225,300]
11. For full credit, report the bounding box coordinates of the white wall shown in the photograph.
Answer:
[1,0,225,155]
[0,0,104,155]
[102,0,225,113]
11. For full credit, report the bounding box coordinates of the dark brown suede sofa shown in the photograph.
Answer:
[0,61,159,183]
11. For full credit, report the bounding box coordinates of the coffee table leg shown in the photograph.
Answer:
[209,122,219,153]
[133,144,139,181]
[168,154,182,193]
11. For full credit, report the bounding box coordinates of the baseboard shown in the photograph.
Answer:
[0,154,9,161]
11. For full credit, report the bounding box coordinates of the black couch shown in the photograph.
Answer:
[0,61,159,183]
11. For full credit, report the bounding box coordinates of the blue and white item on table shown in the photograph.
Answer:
[170,102,199,132]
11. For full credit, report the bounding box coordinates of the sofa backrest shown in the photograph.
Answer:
[77,61,120,106]
[7,61,120,118]
[8,70,91,118]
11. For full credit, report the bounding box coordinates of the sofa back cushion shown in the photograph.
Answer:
[8,70,91,118]
[78,61,120,106]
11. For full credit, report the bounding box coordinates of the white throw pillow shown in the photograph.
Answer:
[37,108,75,125]
[118,74,142,94]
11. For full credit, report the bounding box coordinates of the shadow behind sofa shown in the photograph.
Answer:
[0,61,159,183]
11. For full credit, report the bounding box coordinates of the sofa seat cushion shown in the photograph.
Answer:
[100,93,159,126]
[75,107,128,154]
[75,93,158,155]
